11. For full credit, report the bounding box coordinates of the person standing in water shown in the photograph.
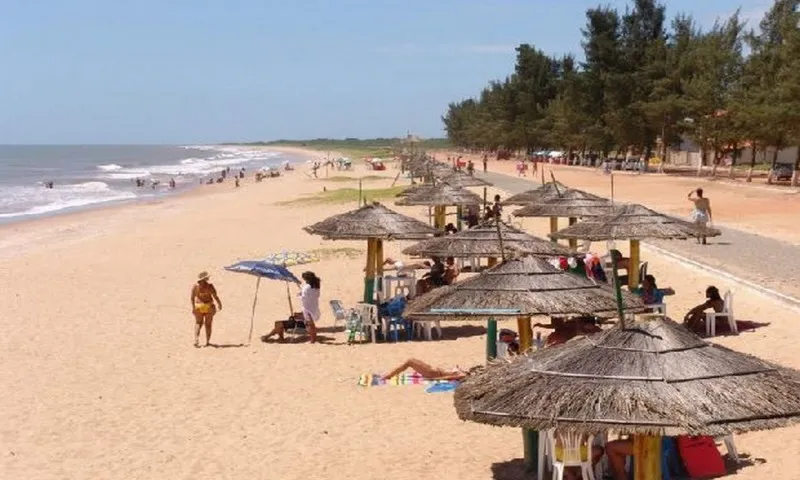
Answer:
[688,187,712,244]
[191,272,222,347]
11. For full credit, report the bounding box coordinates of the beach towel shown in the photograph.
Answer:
[358,373,459,391]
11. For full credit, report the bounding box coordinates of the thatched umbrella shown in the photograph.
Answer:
[502,182,609,245]
[396,183,482,230]
[512,195,613,249]
[455,316,800,478]
[303,202,436,302]
[500,181,571,206]
[437,171,493,188]
[406,256,645,323]
[550,203,722,287]
[402,221,573,259]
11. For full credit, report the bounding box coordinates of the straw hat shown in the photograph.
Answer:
[197,271,210,282]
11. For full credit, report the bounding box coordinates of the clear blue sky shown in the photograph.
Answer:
[0,0,771,144]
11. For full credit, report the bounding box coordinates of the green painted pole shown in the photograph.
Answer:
[523,430,539,473]
[486,318,497,360]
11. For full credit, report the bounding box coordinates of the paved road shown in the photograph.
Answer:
[482,171,800,302]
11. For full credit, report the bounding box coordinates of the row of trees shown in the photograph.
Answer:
[442,0,800,181]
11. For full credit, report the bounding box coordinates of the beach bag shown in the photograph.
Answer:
[677,435,725,478]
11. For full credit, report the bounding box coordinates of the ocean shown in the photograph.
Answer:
[0,145,299,223]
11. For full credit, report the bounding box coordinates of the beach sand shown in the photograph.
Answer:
[1,148,799,480]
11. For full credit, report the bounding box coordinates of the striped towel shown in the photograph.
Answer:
[358,373,455,387]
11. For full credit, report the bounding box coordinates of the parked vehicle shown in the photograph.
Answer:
[769,163,794,183]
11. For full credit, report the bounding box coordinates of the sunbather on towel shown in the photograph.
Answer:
[382,358,468,382]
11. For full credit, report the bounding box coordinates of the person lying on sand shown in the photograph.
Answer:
[534,316,601,346]
[382,358,468,382]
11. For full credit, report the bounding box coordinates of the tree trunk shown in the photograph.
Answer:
[728,148,739,178]
[792,146,800,187]
[710,151,719,177]
[746,146,756,183]
[697,147,706,177]
[768,147,779,184]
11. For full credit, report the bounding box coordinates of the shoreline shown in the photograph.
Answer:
[0,146,321,254]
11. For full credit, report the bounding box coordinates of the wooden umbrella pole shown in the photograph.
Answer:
[364,238,376,303]
[248,277,261,345]
[629,239,641,288]
[486,318,497,360]
[633,435,662,480]
[517,313,538,474]
[375,239,384,303]
[549,217,558,243]
[285,280,295,316]
[568,217,578,249]
[612,258,626,329]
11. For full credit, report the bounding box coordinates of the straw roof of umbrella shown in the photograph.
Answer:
[513,197,614,218]
[402,221,573,258]
[454,316,800,436]
[395,183,483,207]
[405,256,645,320]
[549,203,722,241]
[437,171,493,188]
[303,202,437,240]
[501,181,571,206]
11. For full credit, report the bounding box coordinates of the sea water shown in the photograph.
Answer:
[0,145,296,223]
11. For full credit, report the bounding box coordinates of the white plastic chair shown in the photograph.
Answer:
[413,320,442,340]
[546,430,595,480]
[355,303,379,343]
[646,303,667,315]
[717,434,739,463]
[706,290,736,337]
[329,300,350,330]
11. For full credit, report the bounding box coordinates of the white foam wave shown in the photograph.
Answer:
[100,150,282,178]
[0,182,138,219]
[97,164,123,171]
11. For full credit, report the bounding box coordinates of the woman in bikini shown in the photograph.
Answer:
[688,187,712,244]
[191,271,222,347]
[382,358,468,381]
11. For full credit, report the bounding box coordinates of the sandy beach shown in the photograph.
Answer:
[2,147,799,480]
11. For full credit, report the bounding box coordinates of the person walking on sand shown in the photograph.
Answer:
[482,154,488,173]
[688,187,712,244]
[191,271,222,347]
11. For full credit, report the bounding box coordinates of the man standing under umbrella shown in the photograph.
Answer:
[191,271,223,347]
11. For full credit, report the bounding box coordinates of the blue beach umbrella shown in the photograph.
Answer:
[225,260,301,344]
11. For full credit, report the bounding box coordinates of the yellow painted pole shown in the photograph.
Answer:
[549,217,559,244]
[517,314,538,472]
[375,239,384,302]
[633,436,662,480]
[364,239,376,303]
[629,239,641,288]
[516,315,533,352]
[568,217,578,249]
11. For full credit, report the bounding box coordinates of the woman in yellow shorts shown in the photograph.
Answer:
[191,271,222,347]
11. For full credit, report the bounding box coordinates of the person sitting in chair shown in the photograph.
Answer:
[498,328,520,355]
[683,285,725,332]
[444,257,460,284]
[415,257,447,295]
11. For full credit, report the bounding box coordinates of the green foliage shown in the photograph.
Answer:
[275,186,406,206]
[441,0,800,171]
[225,138,450,161]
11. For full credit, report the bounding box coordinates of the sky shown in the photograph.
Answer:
[0,0,773,144]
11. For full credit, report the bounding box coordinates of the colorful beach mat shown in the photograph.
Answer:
[358,373,460,392]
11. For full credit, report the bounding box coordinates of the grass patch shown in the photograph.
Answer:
[323,175,386,182]
[309,247,364,260]
[276,186,406,206]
